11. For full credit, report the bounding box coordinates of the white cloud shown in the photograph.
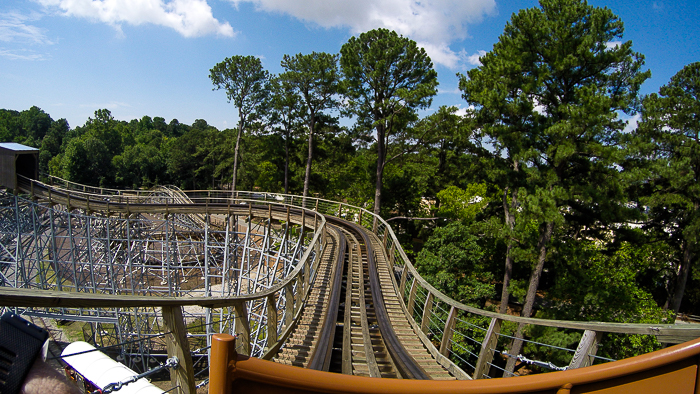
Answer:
[79,100,132,108]
[453,104,473,117]
[0,11,54,45]
[465,49,486,66]
[0,48,47,60]
[229,0,496,69]
[37,0,235,37]
[605,40,622,50]
[622,113,641,134]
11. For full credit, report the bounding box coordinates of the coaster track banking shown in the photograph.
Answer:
[3,176,700,394]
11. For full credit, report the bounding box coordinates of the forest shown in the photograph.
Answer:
[2,0,698,358]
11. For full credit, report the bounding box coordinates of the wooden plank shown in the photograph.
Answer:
[474,317,501,379]
[162,306,196,394]
[342,243,354,375]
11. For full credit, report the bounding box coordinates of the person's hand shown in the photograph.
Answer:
[21,358,81,394]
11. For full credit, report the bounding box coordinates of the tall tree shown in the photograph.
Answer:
[630,62,700,316]
[267,76,303,194]
[210,55,271,191]
[460,0,649,372]
[340,28,438,216]
[279,52,339,198]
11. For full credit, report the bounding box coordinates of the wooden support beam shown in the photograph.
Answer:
[420,292,434,334]
[474,317,502,379]
[266,293,278,347]
[294,275,303,313]
[162,306,196,394]
[303,258,310,296]
[388,243,396,266]
[285,282,294,328]
[569,330,602,369]
[398,265,409,299]
[233,300,251,356]
[440,306,458,357]
[407,278,418,319]
[209,334,235,394]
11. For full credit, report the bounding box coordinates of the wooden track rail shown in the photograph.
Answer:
[329,217,431,380]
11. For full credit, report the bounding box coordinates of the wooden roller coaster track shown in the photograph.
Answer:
[3,176,700,394]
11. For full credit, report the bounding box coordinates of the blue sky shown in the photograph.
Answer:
[1,0,698,131]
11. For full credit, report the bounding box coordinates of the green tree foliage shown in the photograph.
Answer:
[0,106,60,148]
[340,28,438,216]
[416,221,494,306]
[210,55,271,191]
[280,52,340,198]
[437,184,489,222]
[628,62,700,315]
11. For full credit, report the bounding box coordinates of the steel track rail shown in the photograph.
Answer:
[307,225,347,371]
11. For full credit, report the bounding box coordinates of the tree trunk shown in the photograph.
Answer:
[499,187,517,315]
[669,240,693,316]
[284,127,290,194]
[505,220,554,374]
[302,115,315,198]
[373,123,386,216]
[231,111,245,192]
